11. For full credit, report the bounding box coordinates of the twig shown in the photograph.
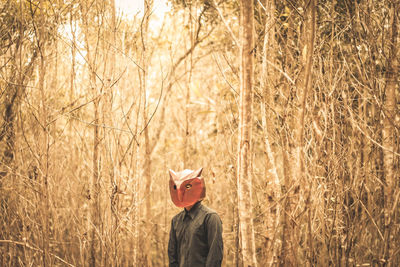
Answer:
[346,106,400,157]
[211,0,239,47]
[0,240,76,267]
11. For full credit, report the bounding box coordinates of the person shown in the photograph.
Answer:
[168,168,223,267]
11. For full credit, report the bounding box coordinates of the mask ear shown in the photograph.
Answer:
[192,167,203,178]
[169,169,177,180]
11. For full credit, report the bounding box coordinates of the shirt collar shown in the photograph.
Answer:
[183,201,202,221]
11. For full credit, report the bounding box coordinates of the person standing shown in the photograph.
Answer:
[168,168,223,267]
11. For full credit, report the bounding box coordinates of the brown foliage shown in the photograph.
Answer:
[0,0,399,266]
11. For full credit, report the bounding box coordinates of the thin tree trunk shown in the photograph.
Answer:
[91,87,101,267]
[135,143,140,267]
[303,1,317,264]
[141,1,153,265]
[183,5,194,167]
[382,1,398,263]
[280,6,295,266]
[237,1,257,266]
[260,0,281,265]
[81,2,103,264]
[69,9,76,132]
[291,0,316,201]
[283,0,316,265]
[108,1,119,266]
[320,2,336,265]
[37,1,51,265]
[38,51,51,267]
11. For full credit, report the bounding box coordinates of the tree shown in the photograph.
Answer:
[140,0,153,265]
[237,1,257,266]
[382,0,398,263]
[1,0,399,265]
[259,0,281,265]
[0,0,38,181]
[80,0,104,264]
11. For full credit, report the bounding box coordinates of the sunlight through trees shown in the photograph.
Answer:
[0,0,399,266]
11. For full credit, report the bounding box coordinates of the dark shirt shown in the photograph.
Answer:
[168,202,223,267]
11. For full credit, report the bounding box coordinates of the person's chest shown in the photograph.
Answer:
[175,213,207,247]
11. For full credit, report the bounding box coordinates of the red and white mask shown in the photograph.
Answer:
[169,168,205,208]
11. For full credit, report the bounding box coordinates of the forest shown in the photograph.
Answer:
[0,0,399,266]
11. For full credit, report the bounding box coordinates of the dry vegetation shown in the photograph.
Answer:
[0,0,399,266]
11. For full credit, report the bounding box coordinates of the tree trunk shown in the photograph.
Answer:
[38,44,51,267]
[237,1,257,266]
[69,9,76,132]
[283,0,316,265]
[382,1,398,263]
[291,0,316,202]
[37,1,51,265]
[108,1,119,265]
[141,1,153,265]
[81,2,103,265]
[90,85,101,267]
[260,0,281,265]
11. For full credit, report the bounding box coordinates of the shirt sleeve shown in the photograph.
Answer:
[168,219,179,267]
[205,213,224,267]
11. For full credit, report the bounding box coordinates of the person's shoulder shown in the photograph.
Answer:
[171,210,185,223]
[200,203,219,216]
[200,205,223,226]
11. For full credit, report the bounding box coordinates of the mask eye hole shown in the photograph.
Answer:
[173,185,177,190]
[185,184,192,189]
